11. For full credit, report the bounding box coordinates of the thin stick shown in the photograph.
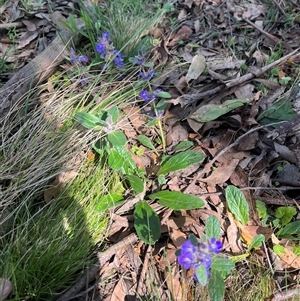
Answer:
[199,121,286,179]
[271,0,288,18]
[181,47,300,106]
[0,22,23,30]
[271,288,300,301]
[243,18,292,51]
[135,245,152,299]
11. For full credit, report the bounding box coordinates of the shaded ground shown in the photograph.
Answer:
[1,0,300,300]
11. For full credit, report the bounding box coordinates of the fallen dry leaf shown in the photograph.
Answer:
[167,25,193,47]
[272,235,300,269]
[185,54,206,82]
[200,158,240,185]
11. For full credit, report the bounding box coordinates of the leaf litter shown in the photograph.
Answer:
[2,0,300,300]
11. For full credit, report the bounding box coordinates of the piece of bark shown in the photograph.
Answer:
[0,15,84,118]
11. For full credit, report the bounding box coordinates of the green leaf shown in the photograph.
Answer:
[107,131,127,146]
[115,146,137,174]
[158,150,205,175]
[211,257,235,277]
[189,234,198,245]
[157,174,167,186]
[148,191,205,210]
[275,206,297,226]
[155,91,171,99]
[206,215,221,239]
[107,106,119,123]
[277,221,300,239]
[174,141,194,152]
[126,175,144,194]
[225,185,249,225]
[256,200,267,219]
[95,194,124,211]
[208,271,225,301]
[189,98,251,123]
[138,135,158,155]
[248,234,265,251]
[195,265,208,286]
[257,100,296,125]
[271,68,279,76]
[108,149,123,170]
[156,99,167,111]
[134,201,161,245]
[279,76,292,85]
[74,112,100,129]
[145,119,157,127]
[273,244,285,254]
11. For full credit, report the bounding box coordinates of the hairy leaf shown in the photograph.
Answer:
[126,175,144,194]
[208,271,225,301]
[107,130,127,146]
[158,150,204,175]
[206,215,221,239]
[74,112,100,129]
[195,264,208,286]
[225,185,249,225]
[149,191,204,210]
[134,201,161,245]
[189,98,251,123]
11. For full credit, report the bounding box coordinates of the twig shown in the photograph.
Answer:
[225,47,300,89]
[56,233,139,301]
[181,46,300,106]
[271,0,288,18]
[0,22,23,30]
[199,121,286,180]
[135,245,152,300]
[243,18,292,52]
[263,241,282,292]
[270,288,300,301]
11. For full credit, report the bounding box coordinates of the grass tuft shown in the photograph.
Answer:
[0,0,169,299]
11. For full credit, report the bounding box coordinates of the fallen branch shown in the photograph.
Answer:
[180,47,300,106]
[0,22,23,30]
[243,18,292,52]
[0,14,84,118]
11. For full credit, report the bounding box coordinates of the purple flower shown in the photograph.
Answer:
[102,31,110,41]
[96,32,111,58]
[96,41,107,58]
[139,88,165,102]
[78,55,89,63]
[138,70,155,80]
[208,238,223,254]
[69,48,89,65]
[177,237,224,281]
[111,50,124,68]
[70,47,77,65]
[81,75,89,85]
[177,240,197,269]
[139,89,157,102]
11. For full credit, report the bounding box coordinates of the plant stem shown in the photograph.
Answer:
[153,104,166,152]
